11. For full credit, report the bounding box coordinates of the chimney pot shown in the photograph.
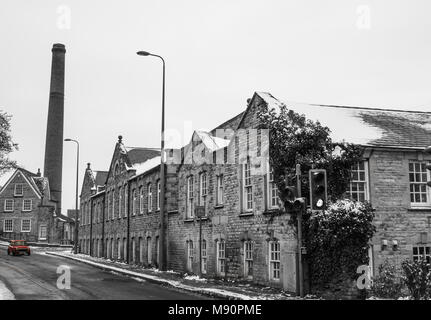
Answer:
[118,135,123,143]
[87,163,91,170]
[52,43,66,53]
[37,168,41,176]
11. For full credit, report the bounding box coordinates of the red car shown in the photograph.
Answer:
[7,240,31,256]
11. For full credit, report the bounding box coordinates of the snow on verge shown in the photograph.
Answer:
[0,280,15,300]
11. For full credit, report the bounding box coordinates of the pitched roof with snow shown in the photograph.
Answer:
[122,147,160,168]
[131,156,161,177]
[194,131,230,152]
[255,92,431,150]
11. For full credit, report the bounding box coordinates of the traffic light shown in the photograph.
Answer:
[309,169,327,210]
[425,146,431,187]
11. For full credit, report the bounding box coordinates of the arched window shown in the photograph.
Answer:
[199,172,207,207]
[147,237,152,265]
[132,189,137,216]
[139,186,144,214]
[186,176,194,218]
[201,240,207,274]
[112,191,115,220]
[124,185,128,217]
[155,236,160,266]
[216,240,226,276]
[156,180,161,211]
[147,183,153,213]
[187,240,194,272]
[244,241,254,278]
[117,238,121,260]
[118,186,122,218]
[243,160,253,212]
[139,237,144,263]
[131,237,136,263]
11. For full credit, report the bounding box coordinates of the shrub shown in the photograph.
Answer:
[305,199,375,288]
[370,260,403,299]
[401,259,431,300]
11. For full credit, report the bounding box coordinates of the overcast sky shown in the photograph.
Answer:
[1,0,430,213]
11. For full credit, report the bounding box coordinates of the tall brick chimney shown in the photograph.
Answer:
[44,43,66,214]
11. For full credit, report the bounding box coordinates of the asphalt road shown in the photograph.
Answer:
[0,247,210,300]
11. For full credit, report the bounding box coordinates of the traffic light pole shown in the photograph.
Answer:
[296,164,304,297]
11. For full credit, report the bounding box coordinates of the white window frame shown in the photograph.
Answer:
[22,199,32,212]
[187,240,194,272]
[217,240,226,276]
[132,189,137,216]
[269,240,281,281]
[201,239,207,274]
[186,176,194,219]
[14,184,24,196]
[243,162,253,212]
[268,165,279,209]
[155,236,160,266]
[157,180,161,211]
[244,241,254,279]
[4,199,14,212]
[112,191,115,220]
[216,174,224,205]
[117,238,122,260]
[118,186,122,218]
[413,245,431,263]
[21,219,31,232]
[147,183,153,213]
[39,225,47,240]
[147,237,152,264]
[347,161,370,202]
[106,191,110,220]
[139,187,144,214]
[409,161,431,207]
[4,219,13,232]
[124,185,128,217]
[199,172,207,206]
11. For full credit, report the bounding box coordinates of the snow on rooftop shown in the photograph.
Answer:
[257,92,385,146]
[132,156,161,176]
[285,101,385,145]
[196,131,230,151]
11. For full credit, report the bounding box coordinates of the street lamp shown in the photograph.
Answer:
[65,138,79,254]
[137,50,167,271]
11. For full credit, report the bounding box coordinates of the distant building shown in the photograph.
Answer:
[0,167,74,244]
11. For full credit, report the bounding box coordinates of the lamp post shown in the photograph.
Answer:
[65,138,79,254]
[136,50,167,271]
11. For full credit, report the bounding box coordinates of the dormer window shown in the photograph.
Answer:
[14,184,23,196]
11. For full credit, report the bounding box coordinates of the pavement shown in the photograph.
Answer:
[45,251,301,300]
[0,242,210,300]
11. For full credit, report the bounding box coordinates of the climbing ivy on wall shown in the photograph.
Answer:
[257,101,376,290]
